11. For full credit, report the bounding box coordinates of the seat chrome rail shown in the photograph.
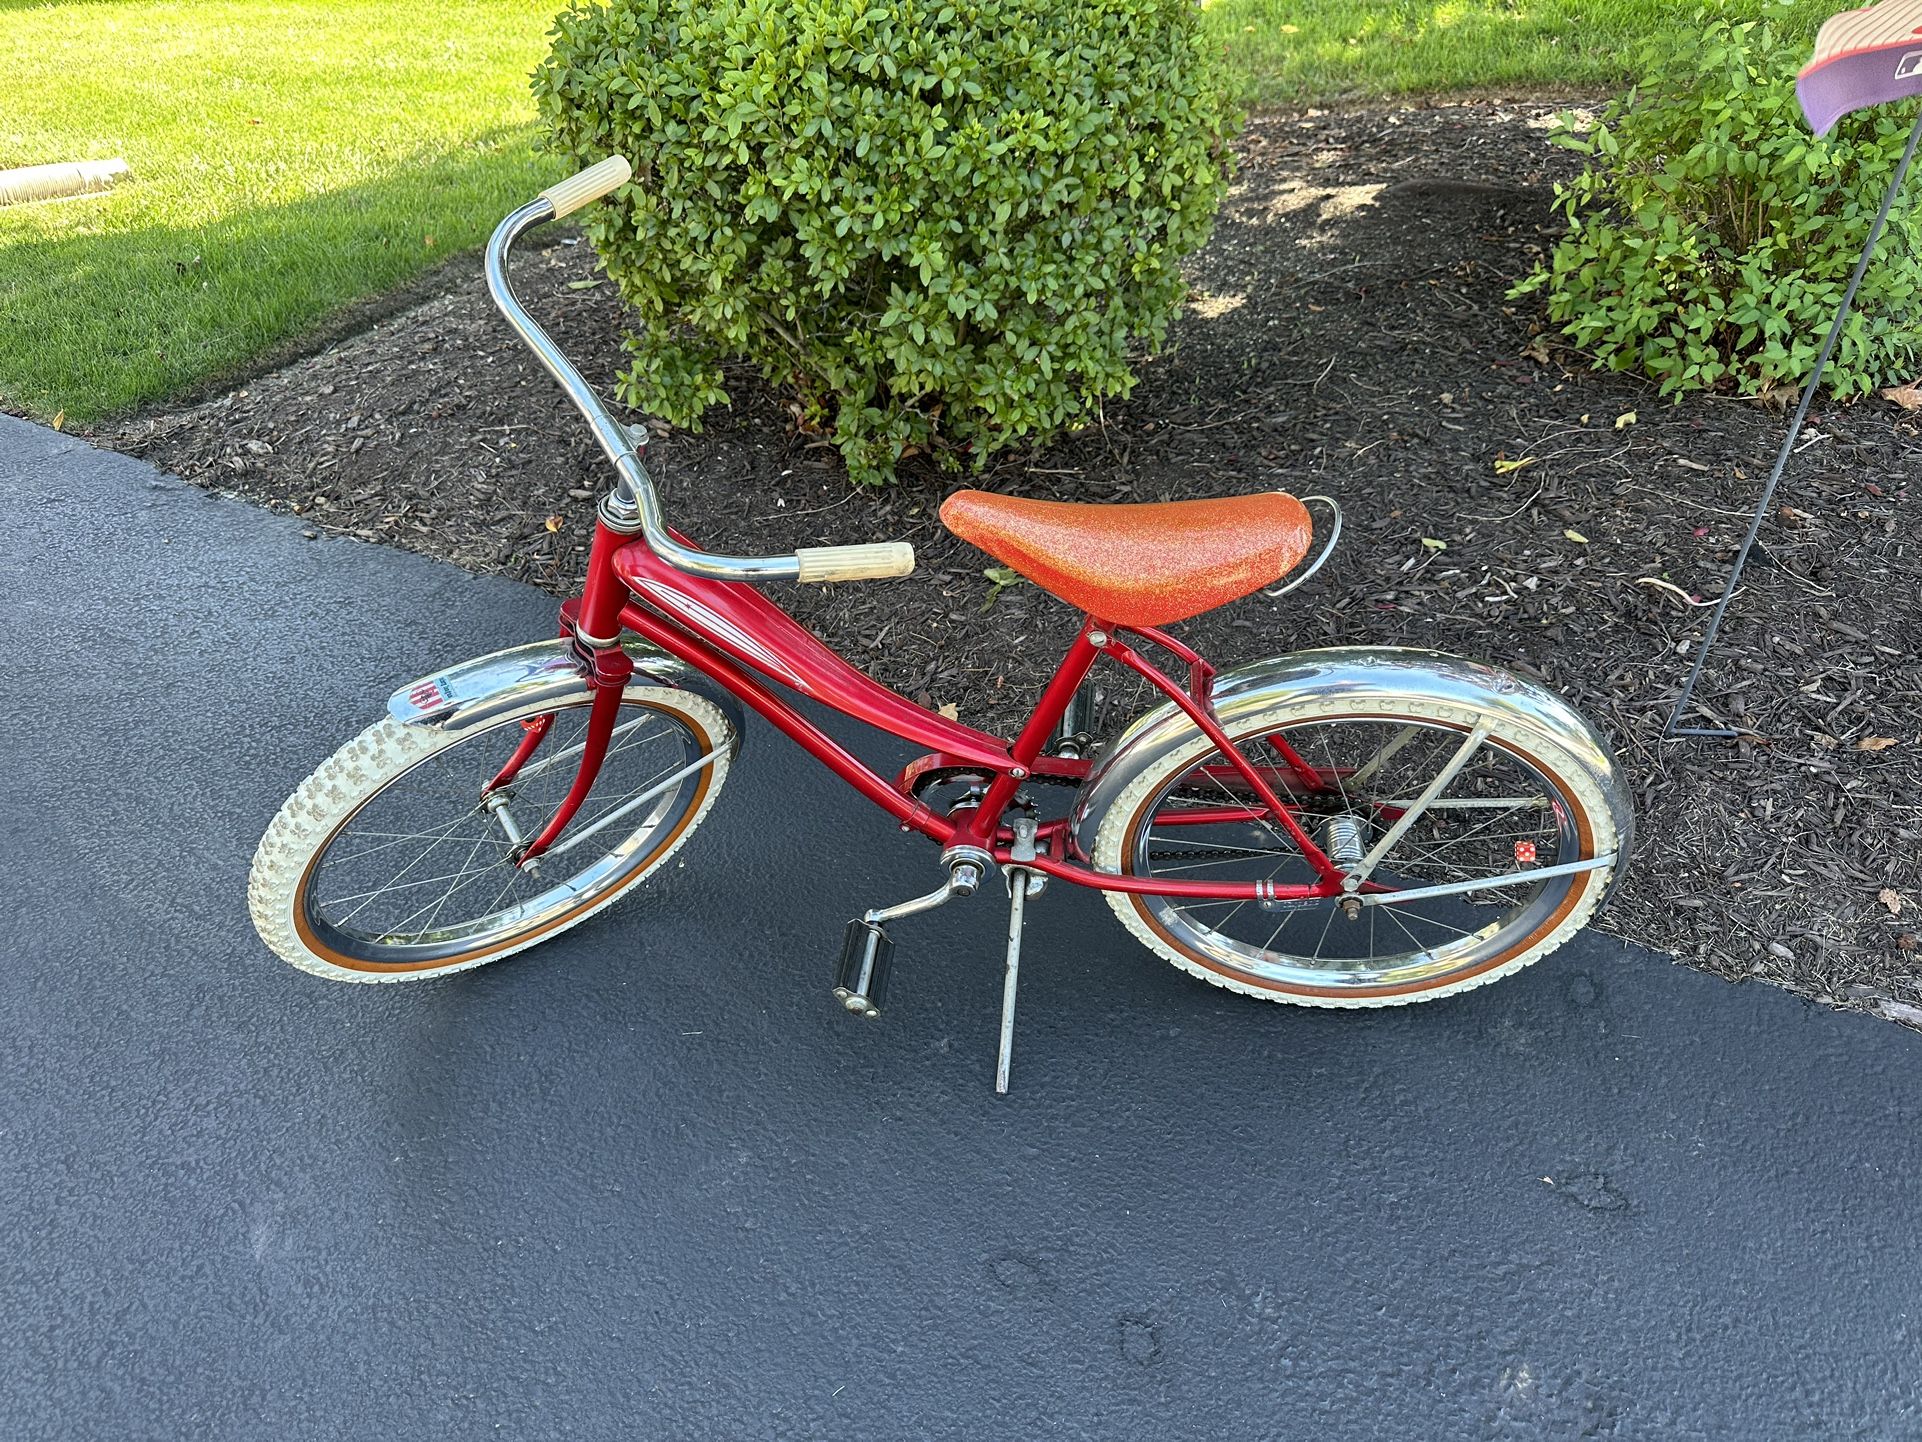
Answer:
[1264,494,1343,598]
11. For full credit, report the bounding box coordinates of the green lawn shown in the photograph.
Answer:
[0,0,1834,424]
[1206,0,1827,108]
[0,0,559,423]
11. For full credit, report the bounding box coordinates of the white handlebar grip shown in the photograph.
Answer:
[794,542,917,583]
[539,155,632,219]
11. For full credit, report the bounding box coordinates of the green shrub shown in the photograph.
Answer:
[534,0,1239,483]
[1514,9,1922,400]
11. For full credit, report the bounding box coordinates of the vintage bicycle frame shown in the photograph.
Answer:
[497,503,1370,907]
[478,175,1358,907]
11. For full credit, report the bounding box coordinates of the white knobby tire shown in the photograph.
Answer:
[250,686,730,982]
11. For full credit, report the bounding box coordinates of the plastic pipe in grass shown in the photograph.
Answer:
[0,159,129,207]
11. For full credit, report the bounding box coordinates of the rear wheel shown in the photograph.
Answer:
[250,687,730,981]
[1091,691,1622,1006]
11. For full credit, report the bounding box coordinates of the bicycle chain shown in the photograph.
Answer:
[915,766,1308,866]
[921,761,1516,877]
[910,763,1350,867]
[1143,815,1315,866]
[908,765,1082,801]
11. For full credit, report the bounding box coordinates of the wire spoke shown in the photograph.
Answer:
[1381,903,1432,956]
[329,812,495,866]
[513,717,660,782]
[475,861,530,928]
[564,754,686,837]
[1371,905,1479,940]
[1131,712,1582,980]
[1259,902,1305,955]
[1195,754,1299,858]
[1152,852,1300,875]
[325,821,484,925]
[310,698,711,951]
[324,856,514,913]
[1319,728,1356,817]
[1147,836,1298,860]
[383,833,503,938]
[1396,806,1543,861]
[1348,725,1421,788]
[1308,902,1339,962]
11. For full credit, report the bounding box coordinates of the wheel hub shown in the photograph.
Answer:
[1321,813,1368,920]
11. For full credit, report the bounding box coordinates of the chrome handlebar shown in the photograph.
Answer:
[483,182,913,585]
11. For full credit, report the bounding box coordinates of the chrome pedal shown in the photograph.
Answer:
[834,920,893,1019]
[833,852,988,1021]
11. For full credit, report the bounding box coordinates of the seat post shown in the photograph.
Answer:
[1007,620,1106,768]
[947,622,1106,853]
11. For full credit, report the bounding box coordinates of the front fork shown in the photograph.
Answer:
[486,502,641,867]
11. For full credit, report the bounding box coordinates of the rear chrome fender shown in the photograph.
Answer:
[386,636,746,756]
[1067,646,1634,889]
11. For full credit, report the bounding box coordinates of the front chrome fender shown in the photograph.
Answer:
[386,636,746,755]
[1067,646,1634,885]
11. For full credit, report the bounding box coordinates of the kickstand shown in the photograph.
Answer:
[996,816,1043,1095]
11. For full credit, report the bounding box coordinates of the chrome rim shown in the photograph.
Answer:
[1130,718,1583,993]
[303,701,710,964]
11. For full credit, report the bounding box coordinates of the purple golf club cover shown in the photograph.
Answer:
[1800,0,1922,134]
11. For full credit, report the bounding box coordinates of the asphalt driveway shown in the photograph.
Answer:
[3,416,1919,1440]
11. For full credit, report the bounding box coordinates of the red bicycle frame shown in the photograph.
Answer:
[458,171,1353,910]
[487,504,1356,907]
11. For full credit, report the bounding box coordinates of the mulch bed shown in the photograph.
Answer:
[105,102,1922,1026]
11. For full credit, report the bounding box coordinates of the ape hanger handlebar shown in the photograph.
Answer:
[483,156,916,586]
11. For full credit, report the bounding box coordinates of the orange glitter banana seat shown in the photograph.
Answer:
[939,490,1314,627]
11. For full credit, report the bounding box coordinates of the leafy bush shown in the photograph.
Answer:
[1514,10,1922,399]
[535,0,1239,483]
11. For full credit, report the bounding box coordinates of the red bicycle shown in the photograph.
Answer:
[251,159,1633,1090]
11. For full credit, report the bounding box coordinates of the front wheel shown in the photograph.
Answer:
[250,685,731,982]
[1089,666,1627,1007]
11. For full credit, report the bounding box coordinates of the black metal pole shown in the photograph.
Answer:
[1665,104,1922,740]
